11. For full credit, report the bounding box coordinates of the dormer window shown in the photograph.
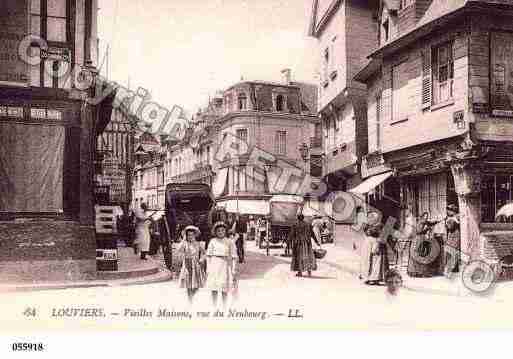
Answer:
[276,95,285,112]
[238,93,248,110]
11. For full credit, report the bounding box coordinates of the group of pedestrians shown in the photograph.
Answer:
[176,221,240,306]
[354,204,461,289]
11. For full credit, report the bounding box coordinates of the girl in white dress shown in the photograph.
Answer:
[205,221,238,307]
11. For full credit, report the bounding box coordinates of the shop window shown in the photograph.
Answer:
[481,174,513,223]
[0,123,65,214]
[433,42,454,104]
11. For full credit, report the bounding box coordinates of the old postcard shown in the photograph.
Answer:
[3,1,513,348]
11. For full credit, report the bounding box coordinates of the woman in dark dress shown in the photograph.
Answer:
[444,204,460,274]
[288,214,321,277]
[407,212,439,277]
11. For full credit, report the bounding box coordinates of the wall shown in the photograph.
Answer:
[316,2,348,111]
[0,221,96,282]
[380,22,469,153]
[469,14,513,142]
[346,0,378,87]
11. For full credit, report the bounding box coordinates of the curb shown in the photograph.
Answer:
[0,269,173,293]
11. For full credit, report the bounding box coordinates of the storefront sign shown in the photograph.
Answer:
[41,47,71,62]
[0,106,24,118]
[30,108,63,120]
[491,32,513,115]
[361,152,392,179]
[0,0,28,86]
[492,109,513,117]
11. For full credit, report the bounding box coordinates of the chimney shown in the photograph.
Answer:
[281,68,292,85]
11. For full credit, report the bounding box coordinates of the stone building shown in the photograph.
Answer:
[308,0,379,220]
[149,74,320,214]
[354,0,513,272]
[0,0,114,282]
[132,127,166,210]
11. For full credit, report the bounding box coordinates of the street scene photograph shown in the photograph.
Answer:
[4,0,513,343]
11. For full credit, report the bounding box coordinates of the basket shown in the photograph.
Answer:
[313,248,327,259]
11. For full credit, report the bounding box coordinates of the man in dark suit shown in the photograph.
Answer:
[235,214,247,263]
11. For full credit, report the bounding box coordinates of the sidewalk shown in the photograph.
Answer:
[322,240,513,301]
[0,246,172,293]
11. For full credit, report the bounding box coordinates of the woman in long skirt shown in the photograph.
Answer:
[358,224,389,285]
[289,214,321,277]
[444,204,460,273]
[134,203,153,260]
[205,221,238,307]
[407,212,440,277]
[177,225,206,304]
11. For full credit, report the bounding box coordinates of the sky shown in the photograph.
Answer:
[98,0,319,117]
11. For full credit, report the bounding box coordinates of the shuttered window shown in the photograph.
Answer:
[421,48,432,109]
[376,94,382,150]
[392,62,409,122]
[433,42,454,104]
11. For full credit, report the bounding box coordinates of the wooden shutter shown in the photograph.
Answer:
[421,47,432,109]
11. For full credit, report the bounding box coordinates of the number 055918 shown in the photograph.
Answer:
[11,343,44,351]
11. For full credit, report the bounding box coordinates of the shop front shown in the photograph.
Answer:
[0,87,113,282]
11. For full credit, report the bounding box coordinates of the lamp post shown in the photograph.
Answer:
[263,163,273,257]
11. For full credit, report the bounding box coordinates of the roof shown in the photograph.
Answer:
[370,0,513,59]
[353,58,383,83]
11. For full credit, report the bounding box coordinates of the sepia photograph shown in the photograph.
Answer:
[2,0,513,354]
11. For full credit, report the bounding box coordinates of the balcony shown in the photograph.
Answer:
[323,141,358,177]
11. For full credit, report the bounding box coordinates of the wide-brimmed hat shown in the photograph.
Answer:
[212,221,228,235]
[447,204,458,213]
[181,225,201,238]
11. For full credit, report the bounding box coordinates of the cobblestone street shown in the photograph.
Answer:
[2,240,513,331]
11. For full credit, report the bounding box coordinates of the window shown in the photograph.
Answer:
[238,93,248,110]
[392,62,409,122]
[382,19,389,42]
[401,0,414,9]
[324,47,330,64]
[0,123,65,213]
[275,131,286,156]
[376,94,382,150]
[433,42,454,104]
[30,0,71,88]
[276,95,285,112]
[236,129,248,154]
[481,174,513,223]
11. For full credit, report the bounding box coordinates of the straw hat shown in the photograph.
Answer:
[181,225,201,238]
[211,221,227,235]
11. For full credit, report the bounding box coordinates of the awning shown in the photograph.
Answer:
[212,167,228,198]
[217,199,269,216]
[269,195,304,204]
[349,171,393,195]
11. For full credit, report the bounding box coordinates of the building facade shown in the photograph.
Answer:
[95,102,135,211]
[309,0,378,198]
[355,0,513,273]
[0,0,113,282]
[132,74,320,214]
